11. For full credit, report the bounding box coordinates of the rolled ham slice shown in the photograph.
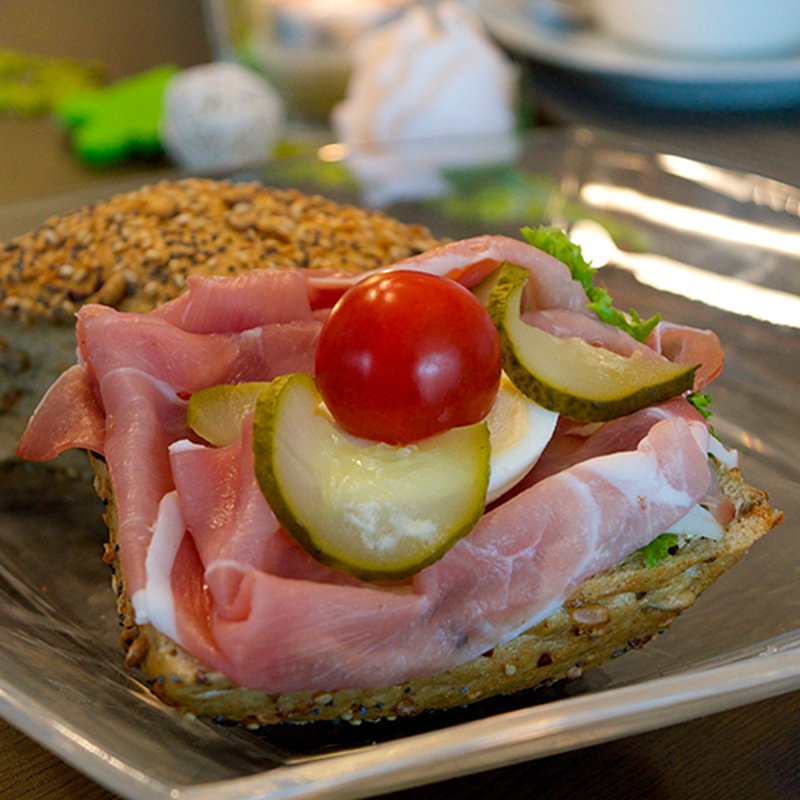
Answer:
[17,246,724,692]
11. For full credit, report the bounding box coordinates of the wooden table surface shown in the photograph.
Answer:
[1,2,799,798]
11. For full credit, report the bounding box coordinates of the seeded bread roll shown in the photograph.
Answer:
[92,453,780,725]
[0,178,442,462]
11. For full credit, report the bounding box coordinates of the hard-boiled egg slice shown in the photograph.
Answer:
[665,504,725,541]
[486,373,558,502]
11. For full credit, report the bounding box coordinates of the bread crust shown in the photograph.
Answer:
[92,453,781,725]
[0,178,441,323]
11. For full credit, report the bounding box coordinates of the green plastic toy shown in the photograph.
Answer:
[56,64,178,166]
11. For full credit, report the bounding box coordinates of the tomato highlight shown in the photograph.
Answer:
[315,270,502,444]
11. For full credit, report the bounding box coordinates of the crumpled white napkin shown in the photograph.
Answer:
[332,1,519,206]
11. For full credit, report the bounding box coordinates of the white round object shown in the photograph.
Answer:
[161,62,284,172]
[479,0,800,111]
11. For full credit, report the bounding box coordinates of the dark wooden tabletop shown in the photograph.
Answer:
[1,2,798,798]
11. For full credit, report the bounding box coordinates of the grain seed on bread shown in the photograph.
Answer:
[0,178,440,321]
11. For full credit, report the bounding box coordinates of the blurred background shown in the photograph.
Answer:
[0,0,210,203]
[2,0,800,207]
[1,2,799,799]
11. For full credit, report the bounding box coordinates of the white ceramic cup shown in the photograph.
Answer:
[589,0,800,59]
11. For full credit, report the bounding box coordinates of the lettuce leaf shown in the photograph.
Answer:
[521,225,660,343]
[637,533,679,568]
[687,391,713,420]
[687,391,718,439]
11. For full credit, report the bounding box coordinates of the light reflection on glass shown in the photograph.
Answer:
[740,429,767,454]
[52,718,148,781]
[656,154,800,217]
[579,183,800,258]
[568,219,800,329]
[613,250,800,329]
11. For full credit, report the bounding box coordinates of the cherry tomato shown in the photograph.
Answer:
[315,270,502,444]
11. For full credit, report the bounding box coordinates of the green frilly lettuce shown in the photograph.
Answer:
[521,225,660,343]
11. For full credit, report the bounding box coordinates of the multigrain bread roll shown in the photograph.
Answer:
[9,179,782,725]
[92,454,779,725]
[0,178,441,462]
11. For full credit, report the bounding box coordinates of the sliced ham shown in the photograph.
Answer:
[16,364,105,460]
[77,304,323,601]
[169,424,360,594]
[77,305,321,396]
[648,320,723,390]
[166,411,710,691]
[526,398,705,484]
[16,239,726,693]
[387,236,589,310]
[522,308,660,358]
[306,235,591,313]
[152,270,314,333]
[101,367,188,597]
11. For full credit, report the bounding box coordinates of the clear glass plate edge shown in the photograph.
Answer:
[0,682,171,800]
[3,640,797,800]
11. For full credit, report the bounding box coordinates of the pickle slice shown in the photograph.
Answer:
[486,263,697,421]
[471,265,503,307]
[252,373,490,581]
[186,382,267,446]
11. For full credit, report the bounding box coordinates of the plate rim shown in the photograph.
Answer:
[1,640,798,800]
[478,0,800,85]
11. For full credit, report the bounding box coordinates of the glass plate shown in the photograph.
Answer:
[1,128,799,800]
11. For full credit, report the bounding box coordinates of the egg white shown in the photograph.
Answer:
[486,374,559,503]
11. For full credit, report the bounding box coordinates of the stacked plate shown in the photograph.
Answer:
[478,0,800,110]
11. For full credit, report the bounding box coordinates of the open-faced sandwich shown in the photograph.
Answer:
[11,180,781,725]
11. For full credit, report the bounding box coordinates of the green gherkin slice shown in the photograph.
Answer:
[252,373,490,582]
[486,263,697,421]
[186,382,268,446]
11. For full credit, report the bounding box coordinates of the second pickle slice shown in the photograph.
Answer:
[486,263,697,421]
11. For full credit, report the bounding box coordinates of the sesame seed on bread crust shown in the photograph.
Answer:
[91,452,781,725]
